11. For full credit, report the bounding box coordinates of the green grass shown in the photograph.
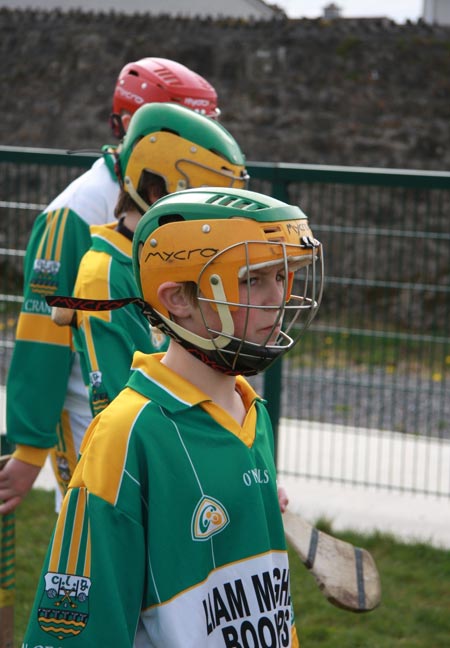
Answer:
[14,489,56,643]
[12,490,450,647]
[288,525,450,647]
[289,329,450,378]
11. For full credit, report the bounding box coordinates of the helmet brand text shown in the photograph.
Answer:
[144,247,219,263]
[286,221,310,237]
[184,98,210,107]
[116,87,145,105]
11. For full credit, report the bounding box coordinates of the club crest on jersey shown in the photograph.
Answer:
[89,370,103,388]
[53,451,71,485]
[192,496,229,541]
[37,572,91,640]
[30,258,61,296]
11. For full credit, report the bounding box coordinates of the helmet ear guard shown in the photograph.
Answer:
[109,113,127,140]
[133,187,324,376]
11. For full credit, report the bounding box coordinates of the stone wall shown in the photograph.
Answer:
[1,8,450,170]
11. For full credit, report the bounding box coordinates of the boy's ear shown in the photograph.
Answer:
[148,184,164,205]
[120,112,132,134]
[157,282,192,317]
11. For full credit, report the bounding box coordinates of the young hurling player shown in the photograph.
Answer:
[24,186,323,647]
[0,59,220,513]
[70,103,248,417]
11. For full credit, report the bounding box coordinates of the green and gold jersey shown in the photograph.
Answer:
[23,352,299,647]
[73,222,167,417]
[7,154,119,458]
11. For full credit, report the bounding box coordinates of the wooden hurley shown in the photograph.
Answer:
[283,509,381,612]
[0,455,15,648]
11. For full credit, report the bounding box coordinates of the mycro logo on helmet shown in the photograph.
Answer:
[286,221,312,238]
[184,97,210,108]
[143,247,219,263]
[116,86,145,105]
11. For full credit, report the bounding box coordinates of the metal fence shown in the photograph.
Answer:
[1,147,449,496]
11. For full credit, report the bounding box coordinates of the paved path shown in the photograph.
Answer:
[282,475,450,550]
[277,419,450,549]
[2,385,449,549]
[34,429,450,550]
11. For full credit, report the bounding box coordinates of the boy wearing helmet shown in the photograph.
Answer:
[0,59,221,514]
[70,103,247,420]
[110,57,220,139]
[24,186,323,647]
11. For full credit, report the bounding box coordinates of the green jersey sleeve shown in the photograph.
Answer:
[23,485,145,647]
[72,224,168,417]
[6,208,92,448]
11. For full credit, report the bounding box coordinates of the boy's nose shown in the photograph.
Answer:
[263,280,285,308]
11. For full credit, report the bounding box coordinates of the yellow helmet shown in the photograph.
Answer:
[133,187,324,375]
[46,187,323,376]
[118,103,248,212]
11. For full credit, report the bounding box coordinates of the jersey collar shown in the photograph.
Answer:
[127,351,261,414]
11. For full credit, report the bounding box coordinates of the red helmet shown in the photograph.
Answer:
[110,57,220,137]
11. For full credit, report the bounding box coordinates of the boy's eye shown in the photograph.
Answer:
[240,272,286,286]
[240,275,257,286]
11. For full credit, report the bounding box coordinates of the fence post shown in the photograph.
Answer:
[263,358,283,464]
[263,180,290,464]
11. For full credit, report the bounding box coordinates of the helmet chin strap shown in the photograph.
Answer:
[109,113,126,140]
[123,177,151,213]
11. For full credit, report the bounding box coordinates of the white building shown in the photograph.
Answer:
[0,0,282,19]
[323,3,342,20]
[423,0,450,25]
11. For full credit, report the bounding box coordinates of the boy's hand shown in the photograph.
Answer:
[0,457,41,514]
[277,484,289,513]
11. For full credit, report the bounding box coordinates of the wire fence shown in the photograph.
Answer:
[0,148,449,496]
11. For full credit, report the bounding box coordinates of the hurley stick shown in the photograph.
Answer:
[283,509,381,612]
[0,455,15,648]
[51,305,75,326]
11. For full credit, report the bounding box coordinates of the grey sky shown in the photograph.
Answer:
[274,0,423,23]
